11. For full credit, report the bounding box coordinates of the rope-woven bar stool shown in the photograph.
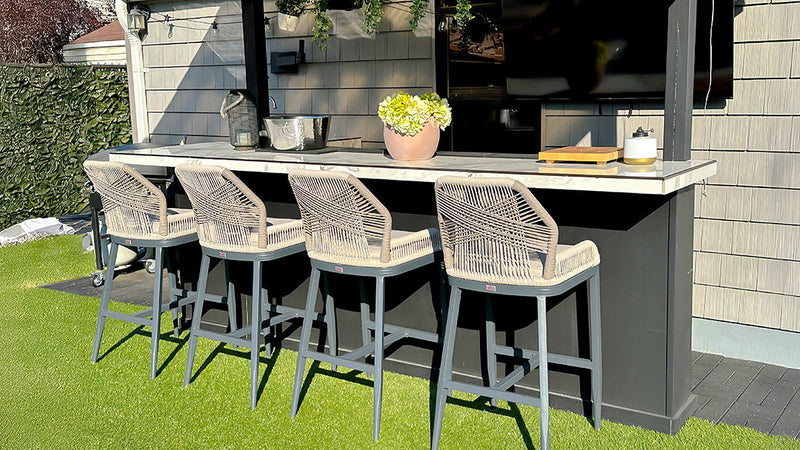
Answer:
[83,160,199,379]
[175,164,333,410]
[287,169,442,441]
[432,176,602,450]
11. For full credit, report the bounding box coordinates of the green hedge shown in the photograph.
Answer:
[0,65,131,230]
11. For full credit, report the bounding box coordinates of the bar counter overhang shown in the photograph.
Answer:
[95,143,716,435]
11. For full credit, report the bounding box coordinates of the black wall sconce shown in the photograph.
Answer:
[270,40,305,74]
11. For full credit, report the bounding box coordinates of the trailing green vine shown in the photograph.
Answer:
[275,0,308,17]
[312,0,333,49]
[407,0,427,31]
[361,0,382,34]
[455,0,473,29]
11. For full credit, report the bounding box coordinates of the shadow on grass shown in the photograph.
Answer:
[96,325,188,370]
[293,361,374,414]
[427,384,536,450]
[188,340,282,407]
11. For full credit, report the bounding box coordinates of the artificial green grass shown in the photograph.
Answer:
[0,235,798,449]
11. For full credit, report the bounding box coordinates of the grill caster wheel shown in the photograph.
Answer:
[91,272,105,287]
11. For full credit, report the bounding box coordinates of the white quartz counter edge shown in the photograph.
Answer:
[107,151,717,195]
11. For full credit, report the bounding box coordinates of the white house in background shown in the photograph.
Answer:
[62,20,126,67]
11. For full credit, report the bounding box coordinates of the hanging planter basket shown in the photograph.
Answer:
[277,12,301,32]
[327,0,360,10]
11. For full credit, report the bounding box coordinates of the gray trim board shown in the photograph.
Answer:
[693,318,800,370]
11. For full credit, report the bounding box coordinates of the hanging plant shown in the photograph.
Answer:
[275,0,308,17]
[312,0,333,48]
[360,0,382,34]
[454,0,473,29]
[407,0,428,31]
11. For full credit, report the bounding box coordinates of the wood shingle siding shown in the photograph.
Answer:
[138,0,799,332]
[543,0,800,331]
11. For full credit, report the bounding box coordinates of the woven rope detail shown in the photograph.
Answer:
[175,165,268,251]
[435,176,559,284]
[84,161,170,238]
[289,169,392,264]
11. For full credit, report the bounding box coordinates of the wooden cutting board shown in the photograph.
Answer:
[539,146,623,165]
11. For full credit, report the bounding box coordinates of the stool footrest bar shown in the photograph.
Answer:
[548,354,595,370]
[302,350,374,375]
[492,345,595,371]
[264,311,301,327]
[494,361,533,392]
[340,330,406,362]
[444,380,542,409]
[193,328,253,349]
[362,321,439,344]
[105,310,153,326]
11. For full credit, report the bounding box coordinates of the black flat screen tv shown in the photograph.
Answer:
[502,0,733,100]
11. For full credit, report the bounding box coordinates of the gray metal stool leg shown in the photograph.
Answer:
[91,242,119,363]
[165,248,181,338]
[485,295,497,408]
[359,278,371,354]
[372,276,386,441]
[322,272,337,372]
[149,246,164,379]
[250,261,262,409]
[431,286,462,450]
[261,287,272,356]
[184,253,210,386]
[537,295,550,450]
[224,260,238,350]
[291,267,321,417]
[589,274,602,430]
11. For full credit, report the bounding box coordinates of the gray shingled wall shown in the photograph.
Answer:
[542,0,800,332]
[139,0,799,332]
[139,0,433,147]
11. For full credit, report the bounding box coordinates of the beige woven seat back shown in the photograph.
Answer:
[288,169,392,264]
[435,176,559,285]
[175,164,267,252]
[84,160,169,239]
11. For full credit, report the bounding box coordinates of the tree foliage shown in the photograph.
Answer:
[0,0,111,64]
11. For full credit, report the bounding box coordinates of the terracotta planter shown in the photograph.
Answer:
[383,120,440,161]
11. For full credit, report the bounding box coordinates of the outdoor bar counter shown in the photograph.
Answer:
[96,142,716,434]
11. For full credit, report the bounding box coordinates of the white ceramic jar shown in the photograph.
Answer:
[623,127,657,165]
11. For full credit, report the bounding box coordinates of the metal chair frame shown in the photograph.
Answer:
[91,233,200,379]
[290,255,444,441]
[287,169,443,441]
[431,175,603,450]
[85,160,200,380]
[431,267,602,450]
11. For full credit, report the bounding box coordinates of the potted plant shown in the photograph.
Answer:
[378,92,452,161]
[276,0,308,32]
[454,0,473,29]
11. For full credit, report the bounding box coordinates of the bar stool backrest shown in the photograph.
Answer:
[434,176,559,284]
[83,160,169,238]
[175,164,267,251]
[287,169,392,264]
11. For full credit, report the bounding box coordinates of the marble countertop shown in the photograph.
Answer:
[101,142,717,195]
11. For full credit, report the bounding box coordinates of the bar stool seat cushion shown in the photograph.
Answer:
[307,228,441,268]
[448,240,600,287]
[200,217,305,254]
[149,208,198,240]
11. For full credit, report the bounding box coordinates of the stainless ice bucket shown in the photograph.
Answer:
[262,115,330,151]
